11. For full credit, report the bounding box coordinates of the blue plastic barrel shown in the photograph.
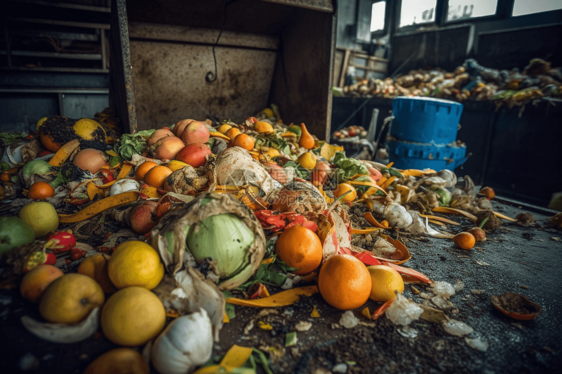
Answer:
[388,139,467,171]
[391,97,463,145]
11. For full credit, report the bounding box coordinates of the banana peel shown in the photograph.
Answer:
[225,286,318,307]
[419,214,460,226]
[493,211,516,222]
[58,191,139,223]
[363,212,389,229]
[380,176,396,190]
[48,139,80,167]
[350,227,383,234]
[432,207,477,222]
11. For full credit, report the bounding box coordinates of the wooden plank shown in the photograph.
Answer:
[109,0,137,133]
[128,22,279,50]
[10,0,111,13]
[269,7,335,140]
[339,49,351,88]
[260,0,333,13]
[0,50,101,60]
[10,17,110,30]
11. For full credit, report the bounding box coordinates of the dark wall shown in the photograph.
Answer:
[389,9,562,74]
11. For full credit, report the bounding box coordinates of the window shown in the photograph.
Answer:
[370,1,386,32]
[446,0,498,22]
[512,0,562,16]
[399,0,437,27]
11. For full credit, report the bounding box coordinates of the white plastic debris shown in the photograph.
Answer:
[405,211,428,234]
[384,203,413,228]
[295,321,312,332]
[453,279,465,292]
[339,311,359,329]
[430,281,456,299]
[281,277,294,290]
[443,319,473,337]
[398,326,418,339]
[465,337,489,352]
[332,363,348,373]
[431,295,452,310]
[385,293,424,326]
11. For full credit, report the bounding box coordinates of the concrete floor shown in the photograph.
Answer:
[0,200,561,373]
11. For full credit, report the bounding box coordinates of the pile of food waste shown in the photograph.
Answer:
[1,106,559,373]
[342,58,562,108]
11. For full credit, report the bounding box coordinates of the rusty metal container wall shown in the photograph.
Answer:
[109,0,335,139]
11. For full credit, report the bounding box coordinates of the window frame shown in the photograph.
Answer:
[370,0,390,37]
[442,0,508,25]
[395,0,440,31]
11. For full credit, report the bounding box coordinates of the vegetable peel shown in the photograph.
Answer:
[225,286,318,307]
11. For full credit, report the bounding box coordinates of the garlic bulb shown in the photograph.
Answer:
[109,179,140,196]
[151,309,213,374]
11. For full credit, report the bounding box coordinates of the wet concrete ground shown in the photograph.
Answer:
[1,201,561,373]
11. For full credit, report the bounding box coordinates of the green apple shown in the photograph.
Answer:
[0,216,36,257]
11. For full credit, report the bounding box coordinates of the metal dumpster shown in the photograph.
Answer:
[109,0,336,140]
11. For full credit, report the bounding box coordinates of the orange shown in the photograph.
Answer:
[333,183,356,202]
[225,127,241,139]
[39,273,105,324]
[135,161,158,179]
[28,181,55,200]
[84,348,149,374]
[254,121,273,133]
[318,254,371,310]
[143,165,172,188]
[233,134,255,151]
[367,265,404,302]
[78,253,116,293]
[20,264,63,303]
[39,132,62,152]
[453,232,475,250]
[275,226,322,275]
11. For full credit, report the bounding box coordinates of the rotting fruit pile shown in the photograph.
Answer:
[342,57,562,109]
[1,106,561,373]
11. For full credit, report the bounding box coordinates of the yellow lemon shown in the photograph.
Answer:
[36,117,48,132]
[254,121,273,133]
[217,124,232,134]
[367,265,404,302]
[73,118,106,142]
[166,160,189,172]
[108,241,164,290]
[261,108,274,118]
[297,152,317,170]
[101,287,165,346]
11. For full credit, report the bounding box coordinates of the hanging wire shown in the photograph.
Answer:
[206,0,240,83]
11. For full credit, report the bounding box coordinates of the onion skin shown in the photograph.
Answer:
[468,227,486,242]
[72,149,108,174]
[153,137,185,160]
